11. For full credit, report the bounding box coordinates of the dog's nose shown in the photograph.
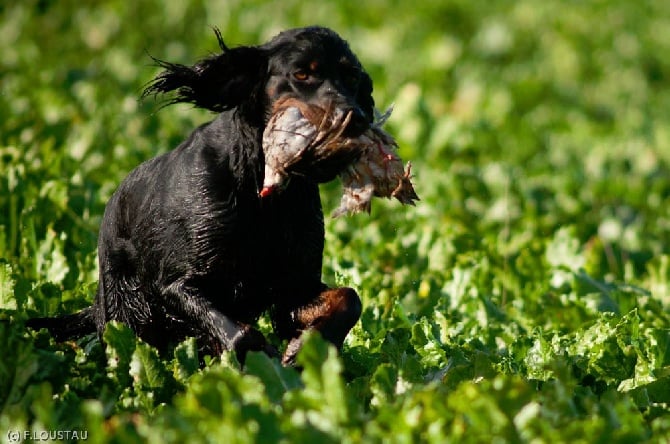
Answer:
[342,107,370,137]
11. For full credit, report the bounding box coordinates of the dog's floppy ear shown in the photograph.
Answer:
[357,71,375,122]
[143,28,267,112]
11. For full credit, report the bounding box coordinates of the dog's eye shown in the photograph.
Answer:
[293,70,310,81]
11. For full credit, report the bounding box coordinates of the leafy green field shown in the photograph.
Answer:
[3,0,670,442]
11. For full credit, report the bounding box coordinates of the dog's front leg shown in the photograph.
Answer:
[163,281,278,363]
[279,286,362,366]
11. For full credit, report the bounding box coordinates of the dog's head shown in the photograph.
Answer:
[143,26,374,136]
[261,27,374,136]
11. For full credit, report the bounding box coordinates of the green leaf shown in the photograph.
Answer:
[130,341,176,407]
[295,332,350,427]
[36,227,70,285]
[369,363,398,407]
[103,321,137,387]
[546,226,584,288]
[0,262,16,310]
[411,317,448,368]
[0,321,38,410]
[244,351,301,403]
[172,337,199,383]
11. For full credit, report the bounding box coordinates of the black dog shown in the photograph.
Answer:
[28,26,373,364]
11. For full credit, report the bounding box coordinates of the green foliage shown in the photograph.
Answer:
[2,0,670,442]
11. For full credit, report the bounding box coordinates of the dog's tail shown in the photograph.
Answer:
[26,305,98,341]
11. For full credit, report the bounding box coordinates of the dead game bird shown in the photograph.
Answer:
[260,97,358,197]
[261,100,419,215]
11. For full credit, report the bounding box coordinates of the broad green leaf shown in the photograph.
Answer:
[172,337,199,383]
[369,363,398,407]
[546,226,584,288]
[295,332,350,428]
[130,341,176,407]
[244,351,301,403]
[36,227,69,285]
[410,317,448,368]
[103,321,137,387]
[0,321,39,409]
